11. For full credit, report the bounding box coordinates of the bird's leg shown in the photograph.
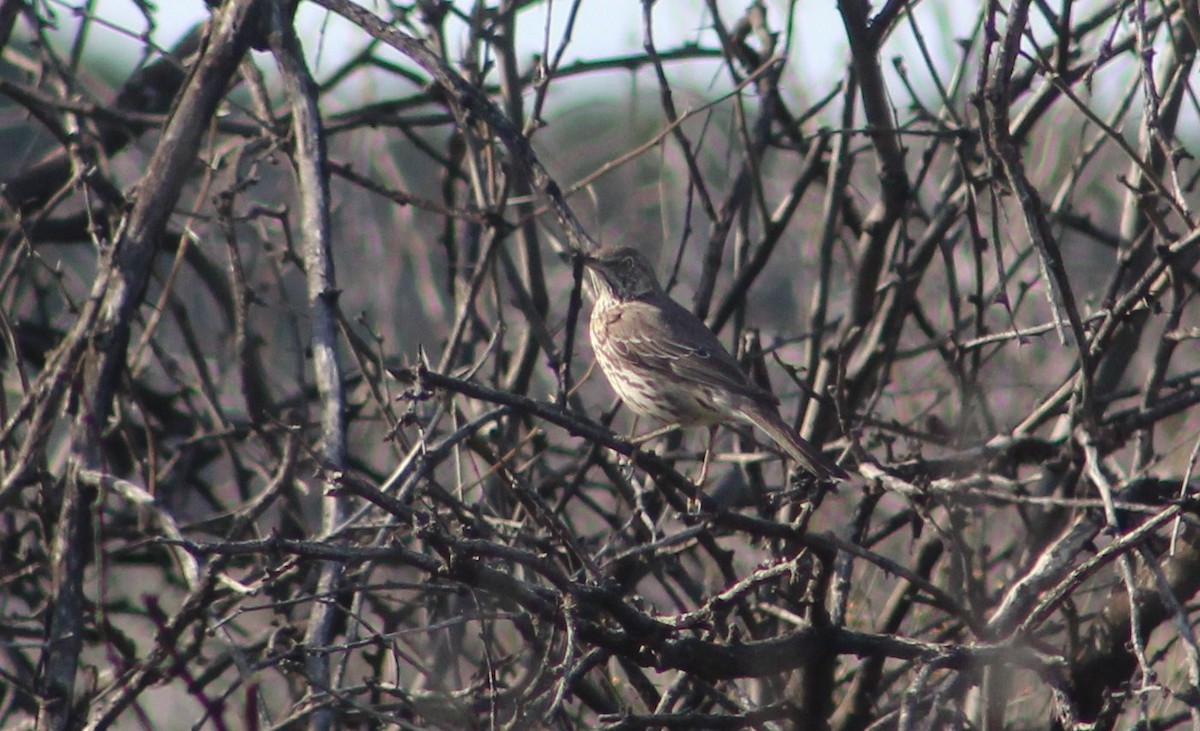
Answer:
[609,417,643,483]
[696,424,717,487]
[684,425,719,514]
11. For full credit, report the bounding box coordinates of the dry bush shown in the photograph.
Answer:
[3,1,1200,729]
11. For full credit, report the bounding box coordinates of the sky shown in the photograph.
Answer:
[40,0,979,105]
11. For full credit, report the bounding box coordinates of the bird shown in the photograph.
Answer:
[579,245,848,482]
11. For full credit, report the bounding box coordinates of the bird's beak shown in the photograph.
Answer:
[561,249,601,269]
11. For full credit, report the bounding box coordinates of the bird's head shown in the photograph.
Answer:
[580,246,663,301]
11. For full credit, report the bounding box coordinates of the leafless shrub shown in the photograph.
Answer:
[3,1,1200,729]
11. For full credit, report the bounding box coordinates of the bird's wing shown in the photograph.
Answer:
[603,298,779,405]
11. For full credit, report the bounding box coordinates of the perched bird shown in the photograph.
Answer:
[580,245,848,482]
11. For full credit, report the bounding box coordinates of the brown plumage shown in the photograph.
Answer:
[582,245,848,481]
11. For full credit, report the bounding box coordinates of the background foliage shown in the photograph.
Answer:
[3,0,1200,729]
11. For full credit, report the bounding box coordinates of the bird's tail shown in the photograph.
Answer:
[740,407,849,481]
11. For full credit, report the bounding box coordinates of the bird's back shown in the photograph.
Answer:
[590,292,779,423]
